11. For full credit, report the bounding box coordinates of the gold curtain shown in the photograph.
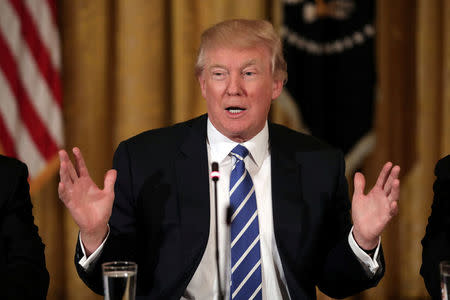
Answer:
[27,0,449,299]
[360,0,450,299]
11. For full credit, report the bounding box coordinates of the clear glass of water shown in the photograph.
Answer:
[102,261,137,300]
[441,261,450,300]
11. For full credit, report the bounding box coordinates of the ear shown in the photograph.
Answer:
[198,73,207,99]
[271,79,283,101]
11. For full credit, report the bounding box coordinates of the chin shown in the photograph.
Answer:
[227,129,253,143]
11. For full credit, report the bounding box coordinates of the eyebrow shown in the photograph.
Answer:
[241,59,258,69]
[208,64,227,70]
[207,59,259,71]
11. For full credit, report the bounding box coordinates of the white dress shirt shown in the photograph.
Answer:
[183,119,291,300]
[79,118,381,300]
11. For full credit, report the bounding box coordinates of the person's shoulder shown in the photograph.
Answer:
[0,155,27,176]
[117,114,207,150]
[0,155,28,202]
[268,122,334,152]
[435,155,450,179]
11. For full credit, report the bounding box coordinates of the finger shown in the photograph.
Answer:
[353,172,366,198]
[58,149,69,163]
[389,200,399,217]
[59,161,74,189]
[59,150,75,187]
[58,182,68,203]
[73,147,90,178]
[59,149,79,182]
[384,165,400,195]
[103,169,117,195]
[58,149,72,173]
[375,162,393,189]
[58,150,69,179]
[388,178,400,203]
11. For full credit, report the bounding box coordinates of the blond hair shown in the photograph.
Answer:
[195,19,288,84]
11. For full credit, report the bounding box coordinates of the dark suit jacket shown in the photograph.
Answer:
[0,155,49,299]
[76,114,384,299]
[421,155,450,299]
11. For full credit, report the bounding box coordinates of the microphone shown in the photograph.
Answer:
[211,162,220,182]
[211,162,224,300]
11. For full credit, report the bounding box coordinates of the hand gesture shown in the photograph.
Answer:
[351,162,400,250]
[58,147,116,255]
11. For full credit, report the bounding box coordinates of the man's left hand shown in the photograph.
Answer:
[351,162,401,250]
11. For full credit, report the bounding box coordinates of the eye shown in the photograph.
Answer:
[242,69,257,78]
[211,70,227,80]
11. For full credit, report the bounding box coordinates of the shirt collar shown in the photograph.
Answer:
[207,118,269,168]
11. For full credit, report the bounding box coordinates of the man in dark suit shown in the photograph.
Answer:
[59,19,400,299]
[421,155,450,299]
[0,155,49,299]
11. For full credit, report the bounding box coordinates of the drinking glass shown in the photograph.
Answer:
[441,261,450,300]
[102,261,137,300]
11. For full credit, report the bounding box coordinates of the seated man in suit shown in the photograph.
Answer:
[421,155,450,299]
[59,19,401,299]
[0,155,49,299]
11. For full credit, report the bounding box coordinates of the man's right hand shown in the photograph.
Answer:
[58,147,117,256]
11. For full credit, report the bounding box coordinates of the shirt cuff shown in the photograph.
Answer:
[78,225,110,271]
[348,226,381,274]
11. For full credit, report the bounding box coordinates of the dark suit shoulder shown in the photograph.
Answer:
[421,154,450,299]
[435,155,450,179]
[0,155,28,178]
[120,114,206,154]
[0,155,28,207]
[0,155,49,299]
[269,122,335,152]
[111,114,208,197]
[432,155,450,212]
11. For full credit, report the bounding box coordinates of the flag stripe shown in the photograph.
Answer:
[24,0,61,71]
[16,44,64,145]
[0,70,46,176]
[15,127,47,177]
[45,0,58,27]
[9,0,62,107]
[0,0,63,187]
[0,115,17,157]
[0,33,59,160]
[0,0,21,59]
[0,68,20,157]
[0,1,63,146]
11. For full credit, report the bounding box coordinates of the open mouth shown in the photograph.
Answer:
[226,107,246,114]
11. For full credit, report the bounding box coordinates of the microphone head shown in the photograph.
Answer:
[211,162,220,181]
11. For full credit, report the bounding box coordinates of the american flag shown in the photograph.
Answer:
[0,0,63,191]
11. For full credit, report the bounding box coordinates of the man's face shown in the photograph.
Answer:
[198,45,283,142]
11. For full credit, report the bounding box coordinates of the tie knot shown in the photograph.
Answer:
[231,144,249,161]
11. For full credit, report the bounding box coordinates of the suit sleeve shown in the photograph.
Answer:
[316,151,384,298]
[75,141,139,294]
[421,155,450,300]
[0,159,49,300]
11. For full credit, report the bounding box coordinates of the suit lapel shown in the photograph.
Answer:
[269,124,304,260]
[174,115,211,290]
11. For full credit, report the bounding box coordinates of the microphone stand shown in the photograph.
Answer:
[211,162,224,300]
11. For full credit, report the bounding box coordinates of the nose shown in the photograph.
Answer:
[226,73,242,96]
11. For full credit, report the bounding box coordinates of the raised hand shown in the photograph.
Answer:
[351,162,401,250]
[58,147,117,255]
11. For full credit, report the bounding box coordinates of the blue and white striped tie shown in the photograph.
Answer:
[229,144,262,300]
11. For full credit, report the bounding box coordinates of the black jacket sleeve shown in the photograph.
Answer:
[0,155,49,300]
[421,155,450,299]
